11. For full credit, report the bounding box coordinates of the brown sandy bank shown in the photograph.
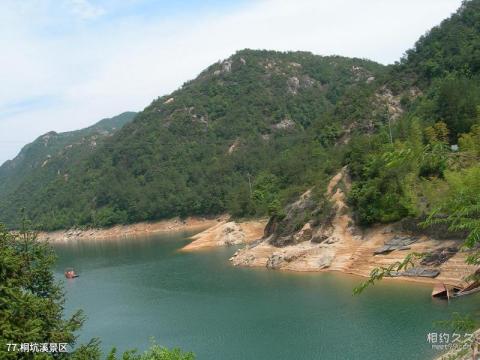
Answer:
[37,216,224,242]
[229,168,477,289]
[229,228,475,288]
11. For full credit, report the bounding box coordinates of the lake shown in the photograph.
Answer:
[53,231,479,360]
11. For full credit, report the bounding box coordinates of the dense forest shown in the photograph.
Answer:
[346,0,480,228]
[1,0,480,234]
[2,0,480,358]
[0,112,136,222]
[0,52,384,230]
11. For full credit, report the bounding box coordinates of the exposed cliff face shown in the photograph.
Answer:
[265,189,317,247]
[229,169,477,287]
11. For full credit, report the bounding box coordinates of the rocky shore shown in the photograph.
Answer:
[36,168,476,289]
[37,216,223,242]
[181,219,267,251]
[226,168,476,288]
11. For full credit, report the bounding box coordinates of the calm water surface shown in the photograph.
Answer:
[53,232,480,360]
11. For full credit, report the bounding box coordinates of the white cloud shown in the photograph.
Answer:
[0,0,463,164]
[69,0,105,20]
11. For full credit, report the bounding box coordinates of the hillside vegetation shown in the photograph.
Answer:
[347,0,480,228]
[0,52,385,230]
[1,0,480,235]
[0,112,136,228]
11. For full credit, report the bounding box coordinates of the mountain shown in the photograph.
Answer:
[0,112,136,183]
[389,0,480,89]
[0,51,385,230]
[0,112,137,225]
[229,0,480,284]
[2,0,480,232]
[384,0,480,138]
[344,0,480,226]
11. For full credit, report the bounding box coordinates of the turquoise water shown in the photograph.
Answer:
[53,232,480,360]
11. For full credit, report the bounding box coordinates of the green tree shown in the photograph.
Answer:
[252,172,280,215]
[0,219,196,359]
[107,344,195,360]
[459,124,480,157]
[425,166,480,265]
[0,222,99,359]
[425,121,450,144]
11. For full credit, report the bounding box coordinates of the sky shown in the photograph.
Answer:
[0,0,464,165]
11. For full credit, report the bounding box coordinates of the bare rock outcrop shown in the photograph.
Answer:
[183,219,266,250]
[267,189,316,247]
[229,167,477,287]
[272,118,296,131]
[213,59,233,76]
[293,223,313,243]
[287,76,300,95]
[420,247,458,266]
[375,86,403,121]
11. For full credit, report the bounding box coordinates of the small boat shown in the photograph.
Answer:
[431,281,480,300]
[452,281,480,298]
[64,268,79,279]
[431,283,450,299]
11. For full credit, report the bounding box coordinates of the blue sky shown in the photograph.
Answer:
[0,0,464,164]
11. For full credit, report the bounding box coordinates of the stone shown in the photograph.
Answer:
[268,189,316,247]
[311,223,334,243]
[222,60,232,73]
[293,223,313,243]
[374,235,419,255]
[301,75,315,88]
[230,250,256,266]
[266,253,285,269]
[287,76,300,95]
[317,254,334,269]
[421,247,458,266]
[311,233,329,243]
[391,267,440,278]
[325,237,339,245]
[272,118,295,130]
[219,222,245,246]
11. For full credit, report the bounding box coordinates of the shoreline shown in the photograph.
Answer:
[36,215,475,290]
[226,168,477,289]
[36,216,225,243]
[229,231,475,288]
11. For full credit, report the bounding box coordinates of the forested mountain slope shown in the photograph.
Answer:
[3,0,480,233]
[0,51,385,230]
[344,0,480,227]
[231,0,480,283]
[0,112,136,226]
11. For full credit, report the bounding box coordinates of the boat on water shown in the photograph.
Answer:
[431,280,480,300]
[64,268,79,279]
